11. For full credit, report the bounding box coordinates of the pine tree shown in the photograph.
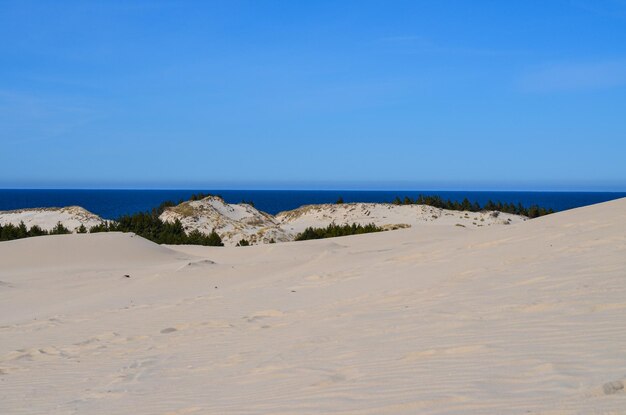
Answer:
[237,238,250,246]
[28,225,47,237]
[206,230,224,246]
[50,222,71,235]
[17,221,28,238]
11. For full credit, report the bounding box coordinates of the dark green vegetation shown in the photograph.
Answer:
[2,193,554,244]
[236,238,250,246]
[0,221,71,241]
[390,194,555,218]
[295,223,384,241]
[89,213,223,246]
[86,193,224,245]
[189,192,220,201]
[1,194,225,245]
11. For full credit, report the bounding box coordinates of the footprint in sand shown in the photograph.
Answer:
[245,309,283,320]
[3,346,69,362]
[242,310,286,329]
[177,259,216,272]
[603,380,624,395]
[113,357,159,385]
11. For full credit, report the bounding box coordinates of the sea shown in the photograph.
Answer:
[0,189,624,220]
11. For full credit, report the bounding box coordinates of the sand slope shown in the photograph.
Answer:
[0,206,104,232]
[159,196,290,245]
[158,196,527,245]
[276,202,525,235]
[1,198,625,414]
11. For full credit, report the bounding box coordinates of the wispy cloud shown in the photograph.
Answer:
[518,59,626,92]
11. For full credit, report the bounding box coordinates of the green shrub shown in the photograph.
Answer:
[50,222,71,235]
[295,223,383,241]
[28,225,47,237]
[87,210,224,246]
[189,192,220,201]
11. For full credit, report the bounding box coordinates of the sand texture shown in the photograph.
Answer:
[1,198,625,414]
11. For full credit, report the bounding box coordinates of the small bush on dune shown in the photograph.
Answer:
[189,192,220,201]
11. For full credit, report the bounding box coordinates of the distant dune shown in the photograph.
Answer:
[0,206,103,232]
[159,196,527,245]
[158,196,291,245]
[0,196,527,245]
[276,201,525,235]
[0,198,624,414]
[1,197,526,246]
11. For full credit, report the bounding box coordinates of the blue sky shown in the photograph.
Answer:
[1,0,625,190]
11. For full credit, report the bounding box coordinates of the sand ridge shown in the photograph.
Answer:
[0,198,625,414]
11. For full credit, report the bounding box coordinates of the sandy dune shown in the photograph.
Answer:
[159,197,291,245]
[0,206,104,232]
[159,196,527,245]
[276,202,525,235]
[1,197,525,245]
[1,198,625,414]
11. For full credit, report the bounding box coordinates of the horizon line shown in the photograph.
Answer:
[1,187,626,193]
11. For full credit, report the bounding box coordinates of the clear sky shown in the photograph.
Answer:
[1,1,625,190]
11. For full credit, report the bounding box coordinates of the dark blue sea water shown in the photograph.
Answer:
[0,189,624,220]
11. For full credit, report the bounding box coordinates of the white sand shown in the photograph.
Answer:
[0,206,104,232]
[276,202,525,235]
[1,198,625,414]
[159,197,290,245]
[159,196,526,245]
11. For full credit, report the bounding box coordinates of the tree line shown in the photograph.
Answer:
[89,215,223,246]
[388,195,554,218]
[295,223,384,241]
[0,194,225,245]
[0,221,74,241]
[2,192,555,244]
[92,194,224,245]
[0,216,224,246]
